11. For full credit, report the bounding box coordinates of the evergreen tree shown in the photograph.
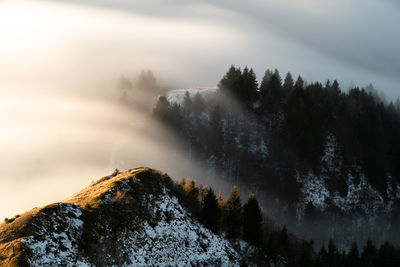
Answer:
[153,96,170,121]
[346,241,361,267]
[241,66,259,106]
[169,102,183,128]
[226,185,242,238]
[283,72,294,95]
[318,244,328,266]
[192,92,205,115]
[136,69,157,91]
[361,238,377,267]
[260,69,283,112]
[332,79,340,94]
[218,65,242,98]
[378,241,397,267]
[188,180,199,199]
[327,239,339,267]
[242,193,263,244]
[201,188,221,233]
[295,75,305,88]
[261,69,273,86]
[299,240,314,267]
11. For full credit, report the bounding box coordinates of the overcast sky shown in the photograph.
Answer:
[52,0,400,98]
[0,0,399,219]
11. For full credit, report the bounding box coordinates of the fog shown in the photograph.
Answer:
[55,0,400,98]
[1,0,399,219]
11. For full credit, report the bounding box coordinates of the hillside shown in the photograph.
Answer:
[0,168,265,266]
[152,66,400,249]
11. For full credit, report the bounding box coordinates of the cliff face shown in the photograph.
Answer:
[0,168,261,266]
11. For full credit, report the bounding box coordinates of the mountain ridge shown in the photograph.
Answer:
[0,167,266,266]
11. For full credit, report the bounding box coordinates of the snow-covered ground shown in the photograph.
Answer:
[24,204,91,266]
[297,134,400,217]
[125,188,241,266]
[22,172,245,266]
[167,87,218,105]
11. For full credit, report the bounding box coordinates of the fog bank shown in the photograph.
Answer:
[1,0,399,219]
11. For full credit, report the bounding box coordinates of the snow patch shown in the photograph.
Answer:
[24,204,91,266]
[124,188,241,266]
[167,87,218,105]
[332,173,385,215]
[297,171,330,212]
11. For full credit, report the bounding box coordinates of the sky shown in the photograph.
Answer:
[0,0,399,219]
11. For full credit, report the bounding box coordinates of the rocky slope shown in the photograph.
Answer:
[0,167,264,266]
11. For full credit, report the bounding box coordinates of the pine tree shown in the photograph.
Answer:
[283,72,294,96]
[361,238,377,267]
[278,225,291,259]
[226,185,242,238]
[299,240,314,267]
[327,238,339,267]
[378,241,396,267]
[153,96,170,121]
[260,68,283,112]
[136,69,157,91]
[347,241,361,267]
[260,69,273,87]
[318,244,328,266]
[242,193,262,244]
[241,67,259,106]
[188,180,199,199]
[332,80,340,94]
[295,75,304,89]
[201,188,221,233]
[218,65,242,98]
[169,102,182,128]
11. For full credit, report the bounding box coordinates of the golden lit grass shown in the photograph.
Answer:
[0,206,44,266]
[64,167,148,209]
[0,238,27,267]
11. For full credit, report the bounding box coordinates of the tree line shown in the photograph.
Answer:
[151,65,400,249]
[153,65,400,198]
[178,178,263,245]
[174,176,400,266]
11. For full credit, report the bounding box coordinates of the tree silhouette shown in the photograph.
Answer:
[260,69,283,112]
[362,238,377,267]
[201,188,221,233]
[347,241,361,267]
[283,72,294,96]
[226,185,242,238]
[242,193,262,244]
